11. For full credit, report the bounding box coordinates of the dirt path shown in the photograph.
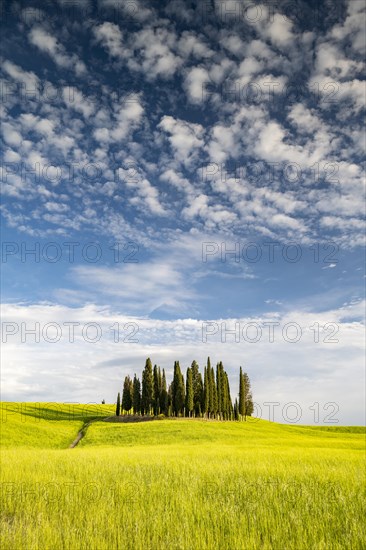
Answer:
[69,420,97,448]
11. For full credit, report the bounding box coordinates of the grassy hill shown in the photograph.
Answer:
[1,402,365,550]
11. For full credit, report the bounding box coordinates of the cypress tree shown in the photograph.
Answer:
[167,382,173,417]
[243,372,254,419]
[158,367,163,413]
[216,361,227,420]
[191,360,203,417]
[225,371,233,420]
[132,374,141,415]
[234,398,239,420]
[172,361,185,416]
[181,368,185,415]
[203,366,209,419]
[210,365,218,419]
[207,358,213,418]
[216,362,222,420]
[153,364,161,415]
[185,366,194,417]
[239,366,245,420]
[171,361,177,416]
[141,357,154,415]
[116,392,121,416]
[122,375,133,413]
[221,364,228,420]
[161,368,168,415]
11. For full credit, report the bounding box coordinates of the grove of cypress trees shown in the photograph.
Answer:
[117,358,252,423]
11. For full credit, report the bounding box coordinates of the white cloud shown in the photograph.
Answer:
[1,122,23,146]
[330,0,366,54]
[265,14,295,47]
[63,88,95,118]
[128,177,167,216]
[129,27,182,79]
[207,124,237,163]
[158,115,204,166]
[314,43,363,80]
[184,66,210,103]
[29,27,87,76]
[2,60,39,90]
[45,201,69,213]
[160,169,195,196]
[178,31,214,59]
[93,96,144,144]
[73,260,192,314]
[93,22,125,58]
[247,9,296,49]
[98,0,154,22]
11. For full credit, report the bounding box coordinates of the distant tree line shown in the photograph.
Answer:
[115,357,253,421]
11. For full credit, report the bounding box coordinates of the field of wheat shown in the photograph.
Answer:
[1,402,365,550]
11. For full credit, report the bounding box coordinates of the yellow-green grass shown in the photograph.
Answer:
[0,403,115,448]
[1,403,365,550]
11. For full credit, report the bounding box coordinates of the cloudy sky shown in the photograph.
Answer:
[1,0,365,424]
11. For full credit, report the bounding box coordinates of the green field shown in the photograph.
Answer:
[1,403,365,550]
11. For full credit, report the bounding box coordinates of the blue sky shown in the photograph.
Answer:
[1,0,365,424]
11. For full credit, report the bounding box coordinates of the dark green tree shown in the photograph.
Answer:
[207,358,213,418]
[132,374,141,415]
[185,366,194,417]
[210,365,218,419]
[203,366,209,419]
[224,371,233,420]
[234,398,239,420]
[141,357,154,415]
[153,364,161,415]
[116,392,121,416]
[160,368,168,415]
[122,375,133,413]
[216,362,222,419]
[243,372,254,419]
[239,366,245,420]
[172,361,185,416]
[216,361,227,420]
[167,382,173,417]
[191,360,203,417]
